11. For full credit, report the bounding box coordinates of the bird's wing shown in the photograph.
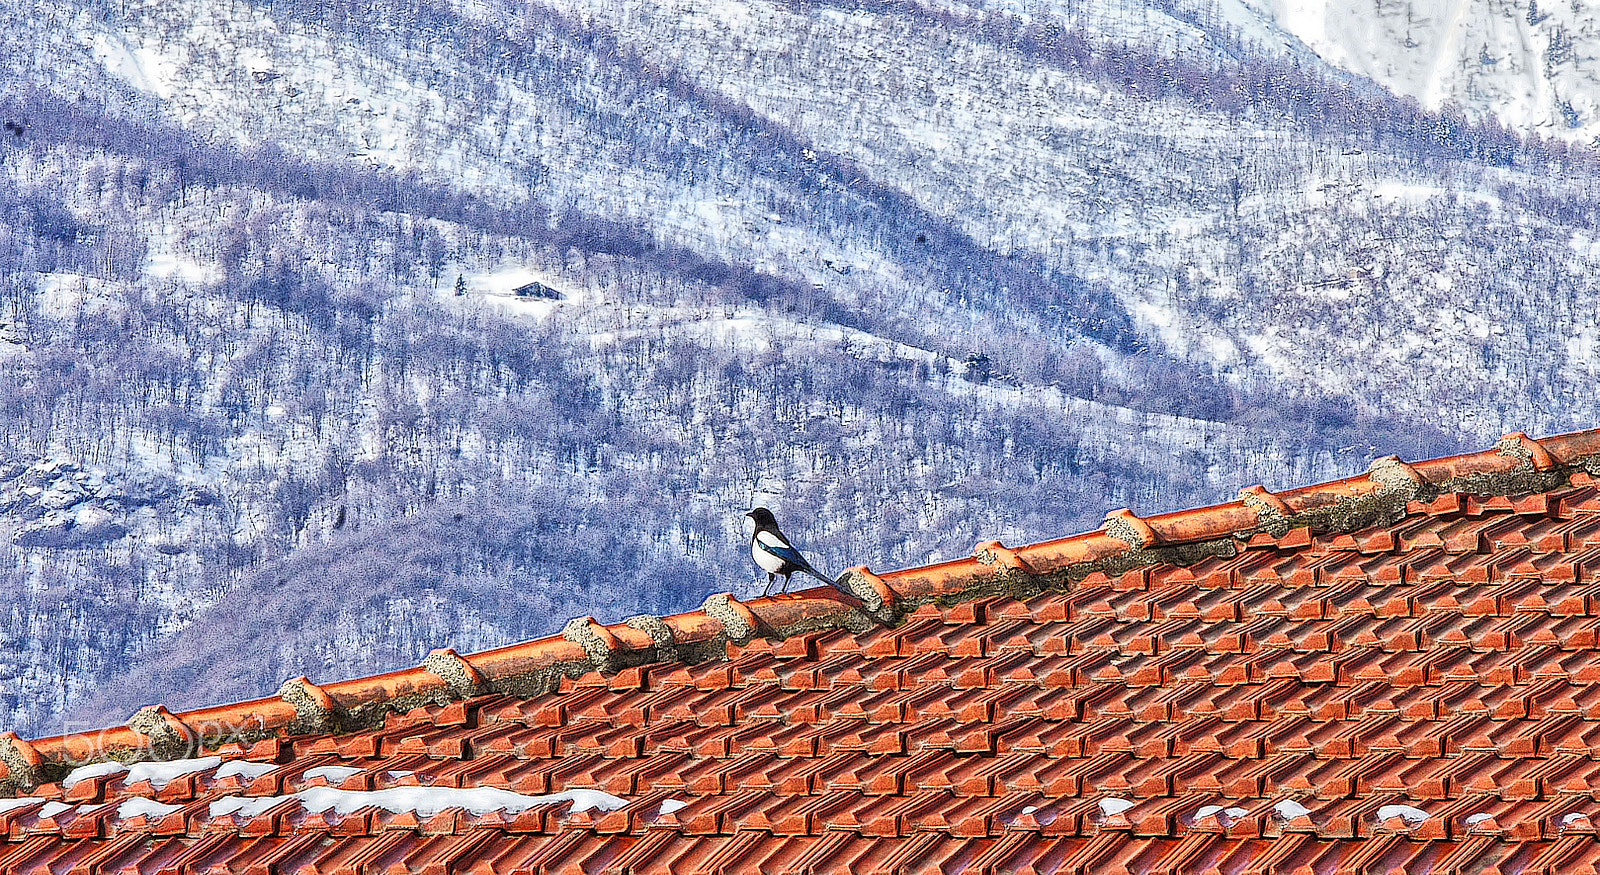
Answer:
[755,529,812,569]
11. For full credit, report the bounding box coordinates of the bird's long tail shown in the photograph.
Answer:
[806,565,867,604]
[797,562,840,590]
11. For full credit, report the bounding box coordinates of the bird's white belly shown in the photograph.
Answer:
[752,538,787,573]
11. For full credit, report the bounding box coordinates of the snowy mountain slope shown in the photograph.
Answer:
[1247,0,1600,141]
[0,0,1591,736]
[0,86,1380,735]
[490,0,1599,435]
[35,0,1159,361]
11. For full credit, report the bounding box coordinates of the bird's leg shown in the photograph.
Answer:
[781,572,793,595]
[762,573,777,597]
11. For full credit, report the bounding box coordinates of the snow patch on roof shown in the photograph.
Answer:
[1194,804,1249,820]
[0,798,45,815]
[1464,812,1493,827]
[302,765,364,784]
[659,798,688,815]
[209,795,288,820]
[38,801,72,819]
[207,786,628,820]
[1376,804,1430,824]
[60,760,129,789]
[1098,797,1135,816]
[1273,799,1312,820]
[117,797,185,820]
[126,755,222,789]
[1562,812,1592,828]
[214,760,279,782]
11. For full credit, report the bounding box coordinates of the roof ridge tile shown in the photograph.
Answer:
[1498,432,1561,471]
[1104,509,1161,549]
[18,426,1600,794]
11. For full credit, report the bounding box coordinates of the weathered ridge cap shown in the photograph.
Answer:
[8,427,1600,788]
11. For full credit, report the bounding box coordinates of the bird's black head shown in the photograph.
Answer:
[747,507,776,526]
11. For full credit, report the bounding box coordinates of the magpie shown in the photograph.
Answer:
[747,507,834,596]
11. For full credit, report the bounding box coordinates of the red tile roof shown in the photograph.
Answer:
[6,429,1600,873]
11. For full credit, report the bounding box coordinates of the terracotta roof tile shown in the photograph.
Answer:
[13,430,1600,871]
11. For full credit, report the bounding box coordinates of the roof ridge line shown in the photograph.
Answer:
[6,426,1599,791]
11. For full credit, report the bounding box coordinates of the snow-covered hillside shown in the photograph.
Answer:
[1248,0,1600,141]
[0,0,1595,737]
